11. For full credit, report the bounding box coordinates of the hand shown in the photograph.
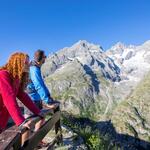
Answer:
[22,120,32,129]
[41,118,46,125]
[43,102,59,109]
[38,112,46,125]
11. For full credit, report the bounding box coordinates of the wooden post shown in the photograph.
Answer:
[0,109,62,150]
[54,106,63,144]
[0,126,21,150]
[23,111,60,150]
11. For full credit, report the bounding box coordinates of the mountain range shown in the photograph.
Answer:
[41,40,150,148]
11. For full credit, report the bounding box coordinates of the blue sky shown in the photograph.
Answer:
[0,0,150,65]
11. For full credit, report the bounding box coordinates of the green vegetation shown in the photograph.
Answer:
[62,113,122,150]
[112,72,150,142]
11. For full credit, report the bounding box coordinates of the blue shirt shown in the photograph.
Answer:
[27,61,52,104]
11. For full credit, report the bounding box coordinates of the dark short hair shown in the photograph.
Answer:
[34,50,45,62]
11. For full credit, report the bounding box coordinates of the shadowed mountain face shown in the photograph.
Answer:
[41,40,150,146]
[42,40,121,82]
[62,112,150,150]
[42,40,122,119]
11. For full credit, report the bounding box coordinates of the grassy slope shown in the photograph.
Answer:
[112,72,150,142]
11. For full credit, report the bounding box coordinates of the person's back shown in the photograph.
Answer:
[24,50,59,118]
[24,50,59,147]
[26,60,41,102]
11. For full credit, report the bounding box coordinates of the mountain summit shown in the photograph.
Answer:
[42,40,150,116]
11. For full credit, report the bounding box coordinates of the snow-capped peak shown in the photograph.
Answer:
[142,40,150,46]
[71,40,104,53]
[111,42,126,50]
[106,40,150,83]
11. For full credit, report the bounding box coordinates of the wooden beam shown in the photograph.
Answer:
[23,111,60,150]
[0,109,59,150]
[21,109,53,134]
[0,126,20,150]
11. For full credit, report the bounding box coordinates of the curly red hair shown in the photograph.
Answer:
[0,52,29,90]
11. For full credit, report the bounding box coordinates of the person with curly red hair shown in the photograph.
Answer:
[0,52,43,145]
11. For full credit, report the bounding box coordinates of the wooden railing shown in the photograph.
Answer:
[0,107,62,150]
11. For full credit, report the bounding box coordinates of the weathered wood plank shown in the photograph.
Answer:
[23,111,60,150]
[0,126,20,150]
[54,106,63,145]
[0,109,60,150]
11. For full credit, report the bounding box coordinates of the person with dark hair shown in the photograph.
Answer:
[24,50,59,147]
[0,52,43,145]
[25,50,59,114]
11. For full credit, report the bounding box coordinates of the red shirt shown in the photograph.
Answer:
[0,70,40,129]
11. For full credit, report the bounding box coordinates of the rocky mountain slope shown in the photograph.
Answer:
[42,40,150,118]
[41,40,150,148]
[106,41,150,100]
[111,71,150,143]
[42,40,122,119]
